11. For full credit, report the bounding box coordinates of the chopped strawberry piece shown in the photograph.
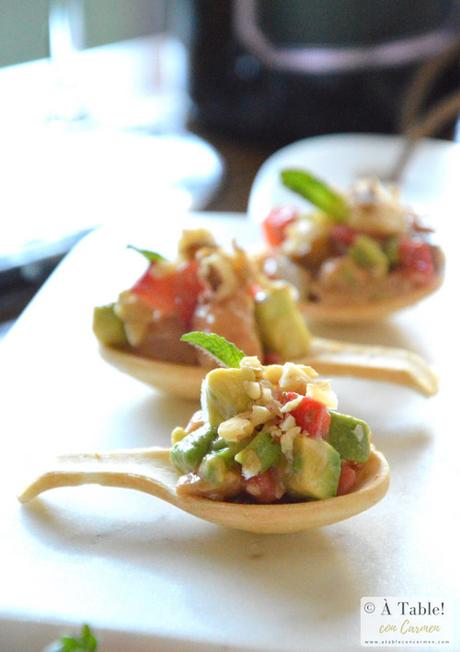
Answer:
[330,224,357,251]
[174,260,203,326]
[132,266,177,315]
[262,207,298,247]
[132,260,202,326]
[348,460,364,472]
[398,238,434,286]
[281,392,331,439]
[337,461,357,495]
[264,351,283,365]
[245,468,285,503]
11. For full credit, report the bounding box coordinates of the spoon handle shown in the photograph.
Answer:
[305,337,438,397]
[18,447,176,504]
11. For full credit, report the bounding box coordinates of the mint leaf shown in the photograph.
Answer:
[54,640,75,652]
[127,245,166,263]
[53,625,98,652]
[58,639,79,652]
[281,168,350,223]
[181,332,245,368]
[80,625,97,652]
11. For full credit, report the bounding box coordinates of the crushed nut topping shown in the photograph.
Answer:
[279,362,313,393]
[280,395,303,413]
[250,405,272,426]
[280,414,296,432]
[306,380,338,409]
[243,381,262,400]
[218,416,254,442]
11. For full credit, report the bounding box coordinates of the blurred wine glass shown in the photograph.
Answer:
[0,0,223,318]
[48,0,88,124]
[45,0,223,206]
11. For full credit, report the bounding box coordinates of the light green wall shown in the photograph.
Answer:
[0,0,166,68]
[0,0,49,67]
[85,0,166,48]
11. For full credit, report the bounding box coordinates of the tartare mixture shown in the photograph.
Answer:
[261,169,444,307]
[171,348,371,503]
[93,229,312,365]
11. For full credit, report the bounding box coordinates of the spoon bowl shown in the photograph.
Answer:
[18,447,389,534]
[299,270,444,324]
[99,335,438,400]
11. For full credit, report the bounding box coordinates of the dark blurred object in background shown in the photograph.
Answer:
[188,0,460,145]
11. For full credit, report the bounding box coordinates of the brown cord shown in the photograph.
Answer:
[399,36,460,133]
[389,38,460,182]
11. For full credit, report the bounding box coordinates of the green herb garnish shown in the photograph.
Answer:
[181,331,245,368]
[127,245,166,263]
[281,168,350,222]
[51,624,97,652]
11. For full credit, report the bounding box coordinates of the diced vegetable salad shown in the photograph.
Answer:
[171,334,371,503]
[93,230,313,365]
[262,170,440,300]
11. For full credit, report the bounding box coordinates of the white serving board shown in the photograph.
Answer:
[0,207,458,652]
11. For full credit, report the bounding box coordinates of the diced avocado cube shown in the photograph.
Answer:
[92,304,127,346]
[199,442,246,484]
[211,437,229,451]
[201,367,255,427]
[235,430,281,478]
[285,436,341,499]
[383,236,400,266]
[255,285,312,359]
[339,258,365,287]
[327,411,371,463]
[199,448,233,484]
[170,424,217,474]
[349,235,389,276]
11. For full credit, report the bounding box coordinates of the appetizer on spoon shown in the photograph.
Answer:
[260,169,444,322]
[93,229,438,398]
[93,230,437,399]
[19,335,390,534]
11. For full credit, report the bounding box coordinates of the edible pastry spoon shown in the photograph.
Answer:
[299,271,443,324]
[99,337,438,400]
[18,448,389,534]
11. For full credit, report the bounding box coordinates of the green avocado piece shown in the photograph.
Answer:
[383,236,400,266]
[285,436,341,499]
[235,430,281,477]
[201,367,255,427]
[327,411,371,463]
[211,436,229,451]
[199,447,234,484]
[255,285,312,359]
[349,235,389,276]
[199,440,248,484]
[170,424,217,474]
[92,304,127,346]
[338,258,366,287]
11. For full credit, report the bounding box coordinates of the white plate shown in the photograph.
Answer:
[247,133,460,223]
[0,209,458,651]
[0,127,223,271]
